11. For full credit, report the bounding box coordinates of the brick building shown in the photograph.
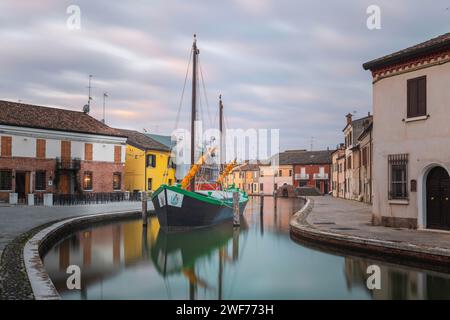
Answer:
[291,150,333,194]
[0,100,127,203]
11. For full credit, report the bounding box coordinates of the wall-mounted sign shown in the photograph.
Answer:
[410,179,417,192]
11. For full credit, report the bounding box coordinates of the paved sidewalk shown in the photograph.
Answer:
[304,196,450,251]
[0,202,153,256]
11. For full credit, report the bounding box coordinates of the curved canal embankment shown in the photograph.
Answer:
[290,197,450,273]
[0,210,143,300]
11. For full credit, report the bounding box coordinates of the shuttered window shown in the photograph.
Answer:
[146,154,156,167]
[407,76,426,118]
[36,139,46,159]
[1,136,12,157]
[85,143,93,161]
[114,146,122,162]
[362,147,368,167]
[61,141,71,159]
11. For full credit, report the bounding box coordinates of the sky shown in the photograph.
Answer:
[0,0,449,152]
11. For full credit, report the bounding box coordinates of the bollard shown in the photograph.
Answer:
[233,191,240,226]
[142,191,148,226]
[27,193,35,206]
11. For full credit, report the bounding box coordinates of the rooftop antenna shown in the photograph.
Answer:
[83,74,94,114]
[102,92,108,123]
[310,136,315,151]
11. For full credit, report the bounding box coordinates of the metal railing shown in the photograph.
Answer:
[313,173,329,180]
[294,173,309,180]
[53,192,142,206]
[56,157,81,170]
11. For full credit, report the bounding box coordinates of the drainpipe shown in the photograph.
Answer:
[144,150,147,193]
[335,156,338,197]
[369,129,373,204]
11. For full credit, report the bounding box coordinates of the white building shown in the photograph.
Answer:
[363,32,450,230]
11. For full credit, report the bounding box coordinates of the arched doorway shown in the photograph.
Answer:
[426,166,450,230]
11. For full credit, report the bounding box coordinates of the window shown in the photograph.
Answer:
[114,146,122,162]
[113,173,121,190]
[362,147,368,167]
[388,154,408,200]
[347,156,352,170]
[83,172,93,190]
[0,170,12,190]
[85,143,93,161]
[289,169,292,177]
[167,157,176,169]
[299,181,307,187]
[36,139,46,159]
[260,183,263,191]
[146,154,156,167]
[168,179,173,186]
[1,136,12,157]
[35,171,46,191]
[279,170,282,177]
[316,181,321,190]
[61,141,71,159]
[147,178,153,191]
[274,183,278,190]
[407,76,426,118]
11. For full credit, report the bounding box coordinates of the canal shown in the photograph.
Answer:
[43,197,450,299]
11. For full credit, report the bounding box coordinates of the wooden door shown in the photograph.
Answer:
[427,167,450,230]
[59,174,70,194]
[15,172,26,199]
[25,172,30,194]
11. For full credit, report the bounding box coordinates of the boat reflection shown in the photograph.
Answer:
[43,216,248,299]
[150,219,249,299]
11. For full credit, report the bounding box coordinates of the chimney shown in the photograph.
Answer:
[346,113,353,125]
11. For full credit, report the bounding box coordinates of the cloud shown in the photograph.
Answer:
[0,0,448,150]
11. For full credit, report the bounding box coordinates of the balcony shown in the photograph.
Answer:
[56,157,81,171]
[313,173,329,180]
[294,173,309,180]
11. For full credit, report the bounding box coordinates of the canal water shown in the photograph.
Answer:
[43,197,450,299]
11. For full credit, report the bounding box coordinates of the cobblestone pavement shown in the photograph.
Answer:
[306,196,450,250]
[0,201,153,256]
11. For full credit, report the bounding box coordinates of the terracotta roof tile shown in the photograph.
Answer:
[0,100,125,137]
[363,32,450,70]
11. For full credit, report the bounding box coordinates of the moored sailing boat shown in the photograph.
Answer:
[151,35,248,230]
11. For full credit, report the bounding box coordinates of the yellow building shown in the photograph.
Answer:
[116,129,175,193]
[226,162,260,194]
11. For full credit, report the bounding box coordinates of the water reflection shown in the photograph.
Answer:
[343,257,450,299]
[151,220,248,300]
[43,197,450,299]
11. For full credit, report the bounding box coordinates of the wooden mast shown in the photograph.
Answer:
[219,94,224,171]
[190,34,199,192]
